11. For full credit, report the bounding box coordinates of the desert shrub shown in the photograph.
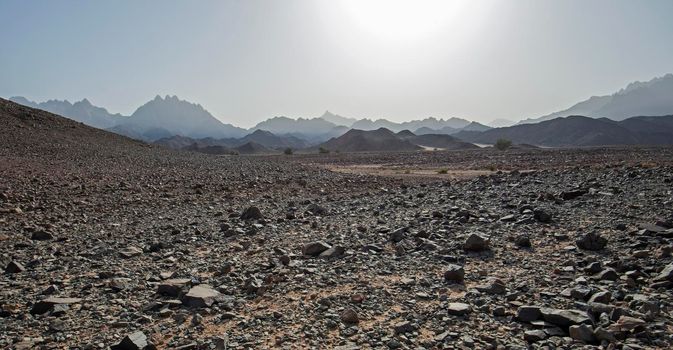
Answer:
[284,148,293,155]
[437,168,448,174]
[319,147,330,154]
[494,138,512,150]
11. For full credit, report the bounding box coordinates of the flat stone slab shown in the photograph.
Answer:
[182,285,220,308]
[157,278,192,297]
[31,297,82,314]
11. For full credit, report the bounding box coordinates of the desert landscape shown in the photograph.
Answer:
[2,99,673,349]
[3,1,673,349]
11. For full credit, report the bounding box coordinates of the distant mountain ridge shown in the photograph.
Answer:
[520,73,673,124]
[455,114,673,147]
[9,96,126,129]
[350,116,472,133]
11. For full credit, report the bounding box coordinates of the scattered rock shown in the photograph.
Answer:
[569,324,595,342]
[443,264,465,283]
[464,232,490,251]
[340,308,359,324]
[517,305,542,322]
[447,302,472,316]
[475,277,506,294]
[302,241,331,256]
[31,297,82,315]
[111,331,148,350]
[540,308,591,328]
[182,285,220,308]
[514,234,531,248]
[157,278,191,297]
[5,260,25,274]
[31,230,53,240]
[576,231,607,251]
[240,206,263,221]
[393,321,414,334]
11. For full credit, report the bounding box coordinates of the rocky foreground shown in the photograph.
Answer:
[2,100,673,349]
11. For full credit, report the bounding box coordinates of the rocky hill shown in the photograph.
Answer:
[319,128,422,152]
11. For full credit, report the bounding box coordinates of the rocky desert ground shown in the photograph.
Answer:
[2,99,673,349]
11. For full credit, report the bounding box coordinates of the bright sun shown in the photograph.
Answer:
[337,0,468,44]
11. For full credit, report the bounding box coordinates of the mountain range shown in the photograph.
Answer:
[519,73,673,124]
[7,73,673,149]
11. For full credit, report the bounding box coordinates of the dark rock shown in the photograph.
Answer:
[588,291,611,304]
[243,276,263,295]
[569,324,595,342]
[596,268,618,281]
[319,246,345,258]
[390,227,406,243]
[463,232,489,251]
[517,305,542,322]
[524,330,547,342]
[302,241,331,256]
[393,321,414,334]
[111,331,148,350]
[653,263,673,282]
[540,308,592,328]
[31,230,53,240]
[157,278,191,297]
[576,231,607,251]
[31,297,81,315]
[240,206,263,221]
[560,189,588,200]
[533,209,552,223]
[340,308,359,324]
[5,260,25,274]
[306,203,327,216]
[514,235,531,248]
[443,264,465,283]
[475,277,506,294]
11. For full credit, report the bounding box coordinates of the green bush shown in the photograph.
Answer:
[319,147,330,154]
[494,138,512,151]
[283,148,293,155]
[437,168,448,174]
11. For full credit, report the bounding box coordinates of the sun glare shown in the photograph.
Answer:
[337,0,468,44]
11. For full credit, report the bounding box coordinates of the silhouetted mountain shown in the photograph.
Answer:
[414,126,459,135]
[488,118,515,127]
[461,121,491,132]
[319,110,357,127]
[455,115,673,147]
[252,116,338,137]
[155,129,309,153]
[9,96,126,129]
[115,95,246,141]
[520,74,673,124]
[240,130,309,149]
[350,117,471,133]
[319,128,422,152]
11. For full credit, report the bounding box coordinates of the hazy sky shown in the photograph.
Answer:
[2,0,673,127]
